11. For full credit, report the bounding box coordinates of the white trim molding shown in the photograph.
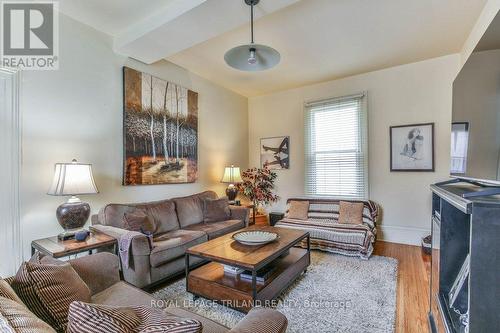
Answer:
[378,225,430,246]
[0,67,22,276]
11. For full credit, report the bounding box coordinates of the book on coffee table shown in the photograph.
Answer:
[223,265,245,275]
[240,265,277,283]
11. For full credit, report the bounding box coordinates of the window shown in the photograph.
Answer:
[450,122,469,174]
[305,93,368,199]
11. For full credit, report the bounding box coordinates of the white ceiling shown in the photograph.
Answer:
[59,0,487,97]
[168,0,487,96]
[59,0,176,36]
[59,0,299,64]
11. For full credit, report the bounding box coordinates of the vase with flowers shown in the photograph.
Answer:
[237,166,279,224]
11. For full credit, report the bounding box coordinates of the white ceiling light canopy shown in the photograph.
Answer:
[224,0,280,71]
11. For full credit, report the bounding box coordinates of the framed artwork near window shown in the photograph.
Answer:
[260,136,290,170]
[390,123,434,172]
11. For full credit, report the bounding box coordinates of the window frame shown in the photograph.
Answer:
[304,92,369,200]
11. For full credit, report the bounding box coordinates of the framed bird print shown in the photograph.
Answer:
[260,136,290,170]
[390,123,434,172]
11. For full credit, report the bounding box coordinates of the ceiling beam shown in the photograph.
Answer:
[114,0,300,64]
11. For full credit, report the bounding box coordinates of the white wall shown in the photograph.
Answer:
[460,0,500,65]
[20,14,248,257]
[249,55,460,245]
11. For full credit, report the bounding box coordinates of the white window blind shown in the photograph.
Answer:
[305,93,368,199]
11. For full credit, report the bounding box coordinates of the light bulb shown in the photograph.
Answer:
[248,48,257,65]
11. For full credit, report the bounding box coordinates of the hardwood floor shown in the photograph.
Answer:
[374,241,431,333]
[256,218,431,332]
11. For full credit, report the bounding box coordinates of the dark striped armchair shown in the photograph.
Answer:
[275,198,380,259]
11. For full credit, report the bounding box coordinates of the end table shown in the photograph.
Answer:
[269,212,285,226]
[31,232,116,259]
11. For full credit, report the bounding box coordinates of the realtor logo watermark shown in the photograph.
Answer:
[1,1,59,70]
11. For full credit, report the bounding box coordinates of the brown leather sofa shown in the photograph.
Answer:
[91,191,249,288]
[4,253,287,333]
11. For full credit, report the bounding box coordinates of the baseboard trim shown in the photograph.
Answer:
[378,225,430,246]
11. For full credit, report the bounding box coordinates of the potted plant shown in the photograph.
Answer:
[237,166,279,224]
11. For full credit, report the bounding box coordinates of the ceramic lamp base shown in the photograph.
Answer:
[226,185,238,201]
[56,197,90,239]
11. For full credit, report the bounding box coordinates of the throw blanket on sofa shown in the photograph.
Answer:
[119,231,152,269]
[276,198,380,259]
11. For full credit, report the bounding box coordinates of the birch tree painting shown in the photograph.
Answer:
[123,67,198,185]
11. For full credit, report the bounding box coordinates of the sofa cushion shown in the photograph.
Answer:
[99,200,180,235]
[173,196,203,227]
[12,253,92,333]
[136,307,203,333]
[0,296,56,333]
[0,278,23,305]
[123,209,156,234]
[286,200,309,220]
[27,262,91,332]
[167,307,230,333]
[197,190,218,202]
[11,254,59,328]
[99,204,141,229]
[173,191,218,228]
[338,201,364,225]
[67,301,202,333]
[142,200,179,235]
[203,197,231,223]
[150,230,207,268]
[184,220,244,240]
[91,281,159,308]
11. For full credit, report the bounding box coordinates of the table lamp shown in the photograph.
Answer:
[221,165,243,203]
[47,159,99,240]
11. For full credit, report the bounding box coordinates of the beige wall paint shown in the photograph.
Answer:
[20,14,248,257]
[249,55,460,245]
[460,0,500,65]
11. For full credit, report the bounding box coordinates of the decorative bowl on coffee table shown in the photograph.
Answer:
[232,230,279,246]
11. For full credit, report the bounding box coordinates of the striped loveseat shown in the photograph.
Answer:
[275,198,380,259]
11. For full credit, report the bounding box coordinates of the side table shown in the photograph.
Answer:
[269,212,285,226]
[31,232,116,259]
[241,204,268,225]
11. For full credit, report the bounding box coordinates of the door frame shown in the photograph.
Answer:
[0,67,22,276]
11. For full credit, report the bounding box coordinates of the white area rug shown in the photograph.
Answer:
[154,251,398,333]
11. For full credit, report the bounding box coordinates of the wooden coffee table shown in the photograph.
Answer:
[185,226,310,312]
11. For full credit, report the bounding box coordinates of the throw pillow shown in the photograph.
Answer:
[123,209,156,234]
[67,301,202,333]
[286,201,309,220]
[338,201,364,225]
[12,253,56,328]
[12,255,91,333]
[0,278,24,305]
[0,296,56,333]
[203,197,231,223]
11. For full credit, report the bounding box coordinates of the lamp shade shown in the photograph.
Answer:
[221,166,243,184]
[47,160,99,196]
[224,44,280,72]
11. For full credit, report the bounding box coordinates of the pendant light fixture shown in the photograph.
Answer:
[224,0,280,71]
